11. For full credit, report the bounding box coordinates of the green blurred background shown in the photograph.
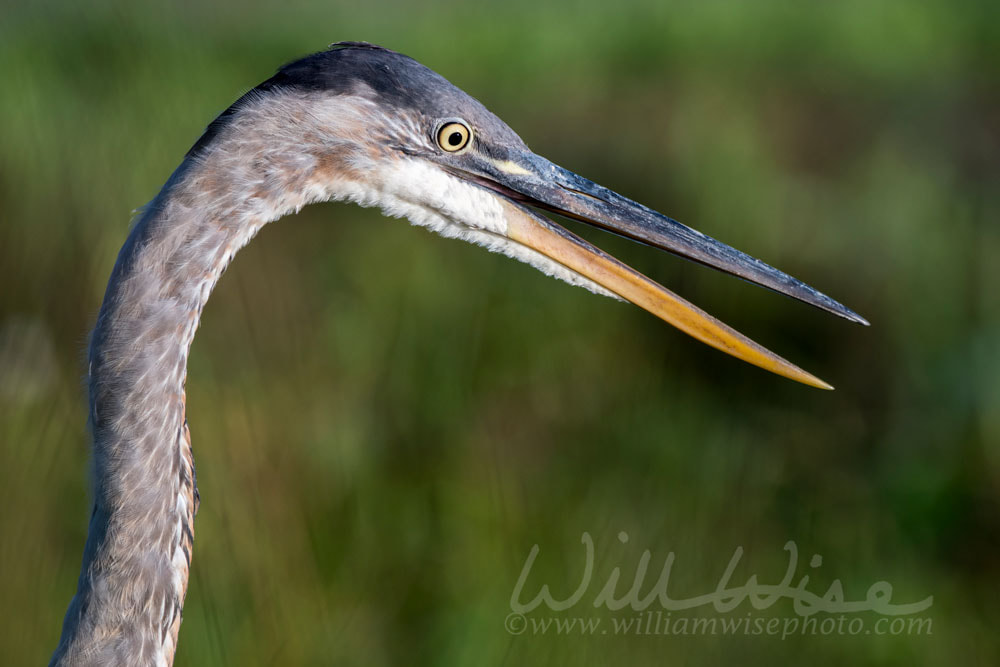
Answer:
[2,0,998,664]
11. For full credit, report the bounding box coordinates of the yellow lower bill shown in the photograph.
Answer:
[503,201,834,390]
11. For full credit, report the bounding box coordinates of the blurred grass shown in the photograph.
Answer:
[1,0,998,664]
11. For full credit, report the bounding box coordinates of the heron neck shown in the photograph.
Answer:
[51,136,323,665]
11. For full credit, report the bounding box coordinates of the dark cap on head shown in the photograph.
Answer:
[188,41,524,159]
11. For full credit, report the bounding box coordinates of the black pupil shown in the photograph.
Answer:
[448,131,463,147]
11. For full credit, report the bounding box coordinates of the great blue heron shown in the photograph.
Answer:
[50,42,865,665]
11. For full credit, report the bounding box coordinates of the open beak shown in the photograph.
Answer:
[471,155,867,390]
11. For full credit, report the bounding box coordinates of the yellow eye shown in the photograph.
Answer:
[437,121,471,152]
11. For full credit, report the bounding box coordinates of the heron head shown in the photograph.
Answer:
[210,42,866,388]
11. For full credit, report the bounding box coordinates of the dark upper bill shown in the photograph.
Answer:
[493,155,867,325]
[461,152,868,389]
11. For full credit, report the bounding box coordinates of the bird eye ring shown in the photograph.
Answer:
[437,121,471,152]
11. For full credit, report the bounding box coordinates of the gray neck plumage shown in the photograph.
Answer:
[51,94,346,666]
